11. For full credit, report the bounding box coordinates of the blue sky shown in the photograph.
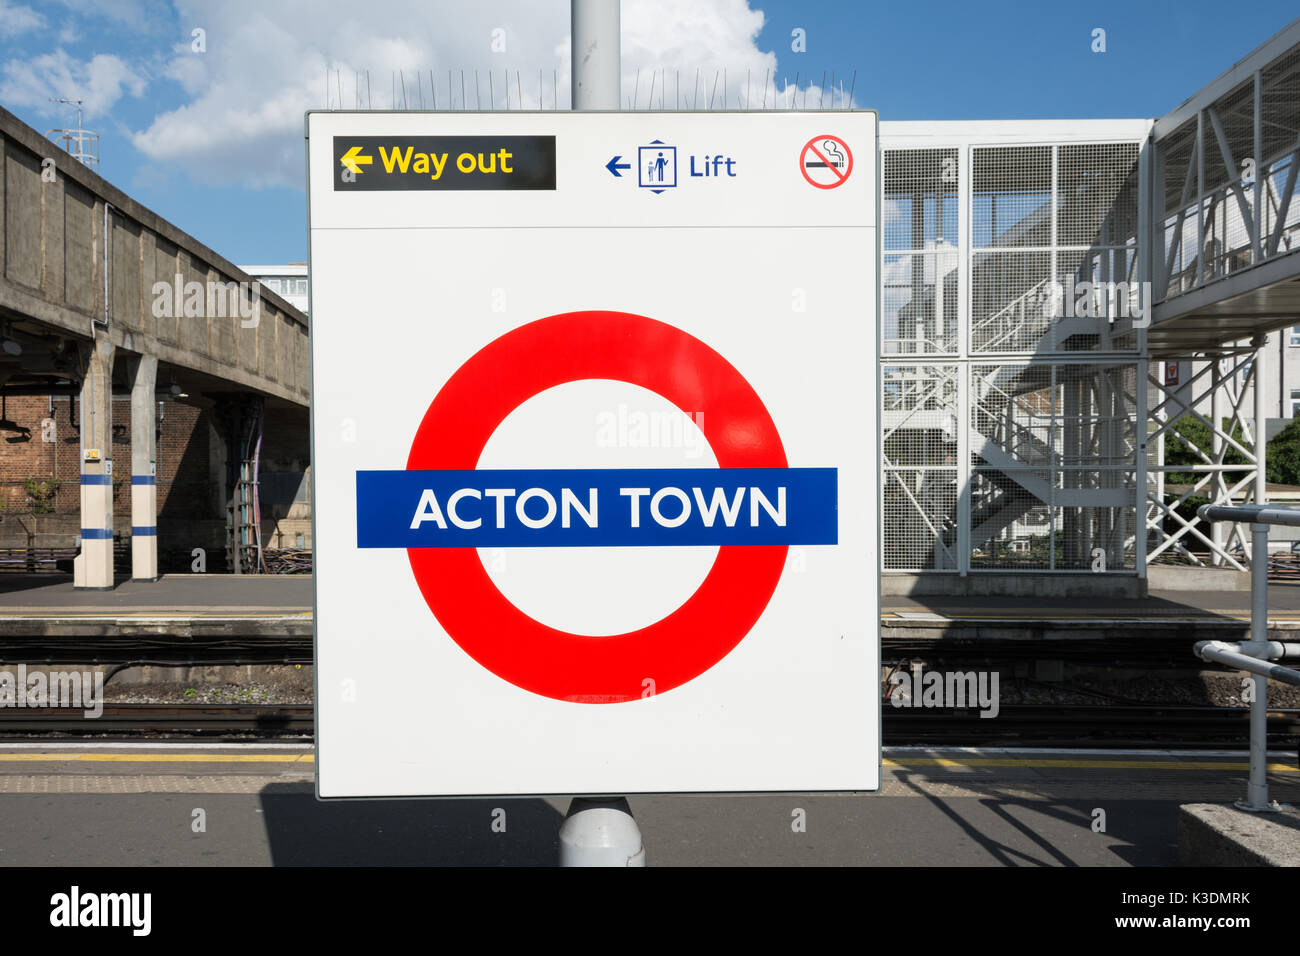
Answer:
[1,0,1296,265]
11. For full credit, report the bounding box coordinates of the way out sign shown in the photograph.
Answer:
[307,110,879,797]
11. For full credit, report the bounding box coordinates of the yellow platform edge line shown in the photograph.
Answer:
[0,611,312,619]
[883,757,1298,772]
[2,610,1299,622]
[0,753,315,763]
[0,753,1291,772]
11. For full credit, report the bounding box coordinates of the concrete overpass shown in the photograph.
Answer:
[0,105,309,589]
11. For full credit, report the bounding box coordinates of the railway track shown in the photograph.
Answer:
[0,703,313,735]
[0,702,1297,748]
[884,704,1300,748]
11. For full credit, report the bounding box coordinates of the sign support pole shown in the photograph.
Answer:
[558,797,646,866]
[557,0,644,868]
[571,0,620,110]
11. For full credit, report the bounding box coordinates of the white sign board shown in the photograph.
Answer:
[307,110,879,797]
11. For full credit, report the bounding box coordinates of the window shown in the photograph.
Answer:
[1291,389,1300,418]
[256,276,306,296]
[1290,325,1300,347]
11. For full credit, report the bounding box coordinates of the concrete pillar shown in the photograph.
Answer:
[72,337,115,590]
[125,354,159,581]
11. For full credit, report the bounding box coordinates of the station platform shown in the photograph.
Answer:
[0,573,312,612]
[0,573,1296,622]
[883,588,1300,622]
[0,742,1293,865]
[0,573,1295,648]
[0,574,311,640]
[881,584,1300,649]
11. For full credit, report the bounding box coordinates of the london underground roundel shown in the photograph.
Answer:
[353,310,839,704]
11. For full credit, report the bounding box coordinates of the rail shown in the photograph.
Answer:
[1195,503,1300,811]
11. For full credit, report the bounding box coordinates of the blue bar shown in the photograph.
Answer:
[131,475,156,485]
[80,474,112,485]
[80,528,113,540]
[357,467,837,549]
[131,526,157,536]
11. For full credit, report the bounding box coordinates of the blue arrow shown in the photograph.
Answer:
[606,155,631,177]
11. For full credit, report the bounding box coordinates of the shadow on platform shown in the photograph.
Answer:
[889,771,1178,866]
[258,784,564,865]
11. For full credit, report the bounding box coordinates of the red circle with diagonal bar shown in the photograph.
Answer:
[404,310,789,704]
[800,134,853,189]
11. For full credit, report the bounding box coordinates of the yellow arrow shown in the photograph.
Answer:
[339,145,373,175]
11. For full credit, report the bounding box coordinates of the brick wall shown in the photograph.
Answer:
[0,395,72,514]
[0,393,310,559]
[0,394,217,519]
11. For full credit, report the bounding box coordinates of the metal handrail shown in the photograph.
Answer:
[1198,504,1300,527]
[1194,504,1300,811]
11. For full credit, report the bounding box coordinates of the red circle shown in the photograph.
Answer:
[405,311,789,704]
[800,134,853,190]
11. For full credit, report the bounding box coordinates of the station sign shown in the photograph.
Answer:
[307,110,879,797]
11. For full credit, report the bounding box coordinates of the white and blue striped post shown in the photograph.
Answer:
[73,338,115,590]
[127,354,159,581]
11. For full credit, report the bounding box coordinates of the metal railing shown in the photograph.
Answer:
[1195,504,1300,811]
[972,277,1053,352]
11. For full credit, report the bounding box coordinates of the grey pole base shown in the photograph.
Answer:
[1234,798,1283,813]
[558,797,646,867]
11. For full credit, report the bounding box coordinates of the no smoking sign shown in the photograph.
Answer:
[800,134,854,189]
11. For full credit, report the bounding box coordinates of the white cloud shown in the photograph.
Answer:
[132,0,804,189]
[131,0,567,186]
[0,49,147,120]
[0,0,44,37]
[614,0,775,108]
[49,0,172,33]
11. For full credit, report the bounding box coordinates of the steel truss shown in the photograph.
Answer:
[1144,341,1268,570]
[1156,42,1300,300]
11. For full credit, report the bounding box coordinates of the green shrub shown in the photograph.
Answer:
[23,478,59,515]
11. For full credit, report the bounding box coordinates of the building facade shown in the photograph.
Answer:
[238,264,309,314]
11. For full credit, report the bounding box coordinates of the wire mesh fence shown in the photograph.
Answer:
[882,136,1144,572]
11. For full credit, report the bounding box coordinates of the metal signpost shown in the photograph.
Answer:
[307,101,879,863]
[1196,504,1300,812]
